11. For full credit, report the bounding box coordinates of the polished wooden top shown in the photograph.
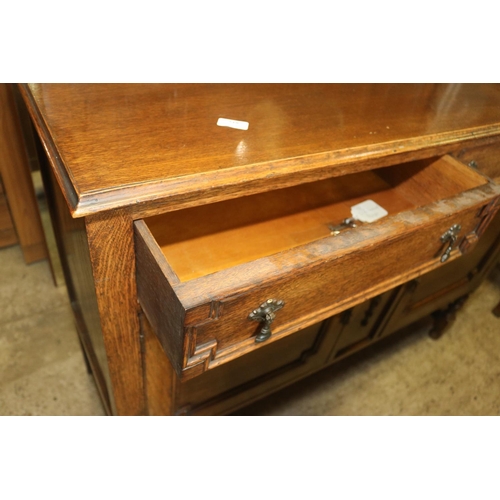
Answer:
[21,84,500,217]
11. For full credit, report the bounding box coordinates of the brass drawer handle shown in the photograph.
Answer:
[440,224,461,263]
[249,299,285,343]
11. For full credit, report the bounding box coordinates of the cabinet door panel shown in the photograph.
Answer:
[325,289,403,363]
[175,316,345,415]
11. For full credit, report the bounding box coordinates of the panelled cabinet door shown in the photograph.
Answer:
[324,288,404,363]
[143,313,345,416]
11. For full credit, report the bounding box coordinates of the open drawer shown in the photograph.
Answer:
[134,155,500,380]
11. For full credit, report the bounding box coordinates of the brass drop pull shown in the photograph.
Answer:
[440,224,461,263]
[248,299,285,343]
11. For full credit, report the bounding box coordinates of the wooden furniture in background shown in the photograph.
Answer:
[18,84,500,415]
[0,175,17,248]
[0,83,47,263]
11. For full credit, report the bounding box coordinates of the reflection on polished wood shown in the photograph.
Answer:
[21,84,500,217]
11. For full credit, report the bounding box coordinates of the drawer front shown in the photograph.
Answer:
[380,207,500,338]
[135,190,499,380]
[183,203,486,362]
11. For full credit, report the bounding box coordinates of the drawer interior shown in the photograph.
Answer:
[455,140,500,184]
[144,155,488,282]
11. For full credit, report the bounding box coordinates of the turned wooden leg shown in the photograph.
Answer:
[429,295,469,340]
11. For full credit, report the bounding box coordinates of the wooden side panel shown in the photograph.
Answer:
[135,220,185,375]
[0,84,47,263]
[40,163,113,415]
[377,155,489,206]
[455,140,500,184]
[86,210,146,416]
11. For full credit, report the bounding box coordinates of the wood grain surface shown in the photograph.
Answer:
[455,139,500,184]
[86,210,146,415]
[41,164,114,414]
[19,84,500,217]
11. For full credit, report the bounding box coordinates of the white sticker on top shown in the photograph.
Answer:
[351,199,388,223]
[217,117,249,130]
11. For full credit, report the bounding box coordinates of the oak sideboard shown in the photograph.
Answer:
[19,84,500,415]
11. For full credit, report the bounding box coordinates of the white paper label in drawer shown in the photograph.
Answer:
[351,200,388,223]
[217,117,249,130]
